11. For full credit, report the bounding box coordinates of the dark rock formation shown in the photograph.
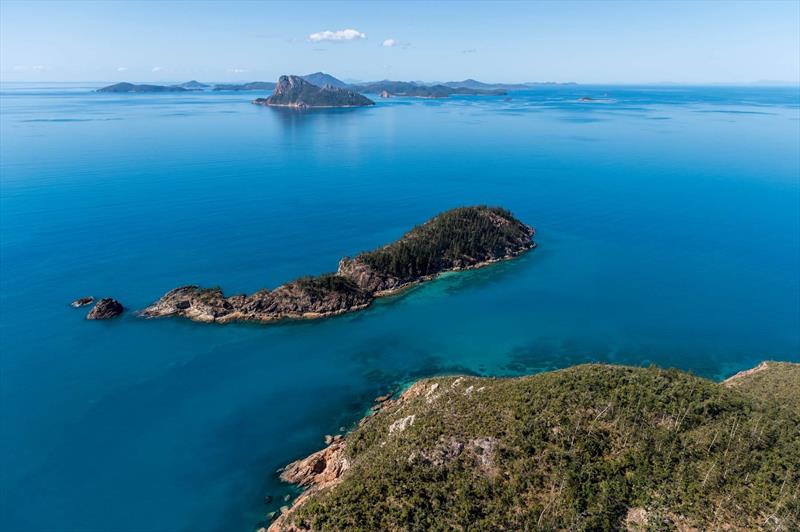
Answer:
[71,296,94,308]
[97,82,187,93]
[142,206,534,324]
[253,75,374,108]
[87,298,124,319]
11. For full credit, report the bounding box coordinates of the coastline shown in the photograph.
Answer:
[266,360,800,531]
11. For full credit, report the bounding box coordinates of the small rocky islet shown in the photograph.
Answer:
[87,298,124,319]
[142,206,535,324]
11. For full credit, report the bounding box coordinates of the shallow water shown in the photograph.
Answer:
[1,82,798,531]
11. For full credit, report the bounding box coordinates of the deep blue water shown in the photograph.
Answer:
[1,82,798,531]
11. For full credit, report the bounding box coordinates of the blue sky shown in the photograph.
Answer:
[1,0,798,83]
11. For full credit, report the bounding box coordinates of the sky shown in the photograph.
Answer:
[1,0,799,84]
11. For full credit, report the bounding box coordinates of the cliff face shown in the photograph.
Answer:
[142,206,535,324]
[253,75,374,108]
[269,362,800,531]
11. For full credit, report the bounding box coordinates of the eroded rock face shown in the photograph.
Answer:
[86,298,124,319]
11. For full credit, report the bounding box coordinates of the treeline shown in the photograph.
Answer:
[358,206,528,278]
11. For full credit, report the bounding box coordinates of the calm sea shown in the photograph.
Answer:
[1,82,798,531]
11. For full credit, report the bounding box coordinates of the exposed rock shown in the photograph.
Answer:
[253,75,374,108]
[268,439,350,532]
[263,495,273,504]
[388,414,415,434]
[86,298,123,320]
[71,296,94,308]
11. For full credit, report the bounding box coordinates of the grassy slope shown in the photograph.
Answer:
[284,364,800,531]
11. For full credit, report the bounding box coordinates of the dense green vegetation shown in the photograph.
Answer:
[294,274,366,297]
[725,361,800,414]
[284,364,800,531]
[357,206,532,279]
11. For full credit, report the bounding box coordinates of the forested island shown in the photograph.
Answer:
[356,80,506,98]
[96,82,188,93]
[142,206,535,323]
[267,361,800,531]
[253,75,374,108]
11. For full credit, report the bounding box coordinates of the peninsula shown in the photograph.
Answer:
[268,361,800,531]
[142,206,534,323]
[253,75,374,108]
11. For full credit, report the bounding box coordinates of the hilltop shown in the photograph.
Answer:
[142,206,534,323]
[301,72,350,89]
[269,362,800,531]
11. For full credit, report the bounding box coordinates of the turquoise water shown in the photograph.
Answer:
[1,82,798,531]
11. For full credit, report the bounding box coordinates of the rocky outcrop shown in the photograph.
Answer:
[253,75,374,108]
[71,296,94,308]
[141,277,372,323]
[268,439,349,532]
[142,206,535,324]
[86,298,124,319]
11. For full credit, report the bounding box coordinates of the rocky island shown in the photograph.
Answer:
[252,75,374,109]
[96,82,187,93]
[142,206,534,323]
[268,361,800,531]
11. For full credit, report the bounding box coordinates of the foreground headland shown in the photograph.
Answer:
[142,206,535,324]
[268,361,800,531]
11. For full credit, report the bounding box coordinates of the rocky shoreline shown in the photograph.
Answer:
[142,206,535,325]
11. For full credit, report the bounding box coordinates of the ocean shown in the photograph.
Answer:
[1,82,798,531]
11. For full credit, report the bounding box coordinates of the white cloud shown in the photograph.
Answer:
[117,67,128,72]
[382,39,397,48]
[151,66,165,72]
[308,28,366,42]
[227,68,248,73]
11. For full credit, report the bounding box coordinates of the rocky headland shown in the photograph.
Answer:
[267,361,800,531]
[253,75,374,109]
[142,206,535,324]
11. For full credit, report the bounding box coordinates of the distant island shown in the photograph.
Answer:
[356,80,506,98]
[252,75,374,109]
[142,206,534,323]
[96,75,577,97]
[212,81,277,91]
[96,82,187,93]
[267,361,800,531]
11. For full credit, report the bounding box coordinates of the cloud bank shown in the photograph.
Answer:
[309,28,366,42]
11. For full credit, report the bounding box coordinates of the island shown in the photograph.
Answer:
[96,82,187,93]
[301,72,350,89]
[142,206,534,323]
[212,81,277,91]
[252,75,375,109]
[355,80,506,98]
[173,80,209,90]
[86,298,124,319]
[267,361,800,531]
